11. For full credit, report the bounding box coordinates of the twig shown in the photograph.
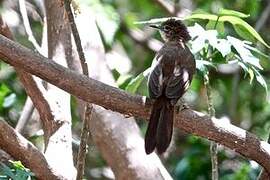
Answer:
[0,14,56,145]
[204,74,218,180]
[76,104,92,180]
[64,0,88,76]
[204,17,220,180]
[15,97,34,133]
[63,1,91,179]
[18,0,42,53]
[2,37,270,173]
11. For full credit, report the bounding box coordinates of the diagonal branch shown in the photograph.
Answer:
[18,0,42,53]
[0,15,57,142]
[0,118,60,179]
[1,34,270,174]
[63,1,91,179]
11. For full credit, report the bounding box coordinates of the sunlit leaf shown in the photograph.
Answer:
[244,44,269,60]
[238,61,249,77]
[125,68,150,94]
[185,13,218,22]
[206,20,225,33]
[213,39,231,57]
[3,93,16,108]
[248,68,254,84]
[196,60,215,75]
[116,74,133,89]
[186,13,270,48]
[253,67,268,92]
[228,36,263,70]
[0,84,11,108]
[188,24,218,54]
[188,23,205,38]
[218,9,250,18]
[220,16,269,48]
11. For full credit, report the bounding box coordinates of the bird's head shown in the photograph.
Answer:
[150,18,191,42]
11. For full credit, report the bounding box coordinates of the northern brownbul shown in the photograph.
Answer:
[145,18,196,154]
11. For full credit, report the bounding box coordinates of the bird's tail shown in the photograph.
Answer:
[145,97,174,154]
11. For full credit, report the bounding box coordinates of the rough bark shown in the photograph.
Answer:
[43,1,76,179]
[71,10,172,179]
[1,34,270,174]
[0,118,61,179]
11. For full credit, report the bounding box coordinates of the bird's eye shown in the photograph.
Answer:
[163,25,171,32]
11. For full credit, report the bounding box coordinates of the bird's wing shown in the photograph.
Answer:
[165,47,194,104]
[165,67,190,101]
[148,55,163,99]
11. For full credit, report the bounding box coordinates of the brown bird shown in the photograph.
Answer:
[145,18,196,154]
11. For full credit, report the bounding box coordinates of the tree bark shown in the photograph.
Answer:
[0,118,61,179]
[43,1,76,179]
[1,34,270,174]
[70,10,172,179]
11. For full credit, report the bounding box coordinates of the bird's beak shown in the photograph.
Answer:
[149,24,161,29]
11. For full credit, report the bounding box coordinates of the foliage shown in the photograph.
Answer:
[0,161,35,180]
[127,9,269,94]
[123,8,268,179]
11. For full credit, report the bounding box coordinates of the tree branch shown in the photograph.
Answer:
[1,34,270,174]
[0,14,57,144]
[18,0,42,53]
[63,1,91,179]
[43,0,76,178]
[71,10,172,179]
[0,118,61,179]
[15,97,34,133]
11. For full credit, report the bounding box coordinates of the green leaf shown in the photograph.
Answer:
[213,39,231,57]
[0,84,11,109]
[206,20,225,34]
[116,74,133,89]
[248,68,254,84]
[218,9,250,18]
[125,73,146,94]
[238,61,249,78]
[196,60,215,75]
[3,93,16,108]
[185,13,218,22]
[126,68,151,94]
[244,44,269,60]
[0,163,17,179]
[10,161,25,170]
[219,16,269,48]
[253,67,268,93]
[186,13,270,48]
[228,36,263,70]
[188,24,218,54]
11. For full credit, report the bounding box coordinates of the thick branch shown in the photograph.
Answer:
[1,35,270,174]
[0,14,56,143]
[72,11,172,179]
[43,0,76,178]
[0,118,60,179]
